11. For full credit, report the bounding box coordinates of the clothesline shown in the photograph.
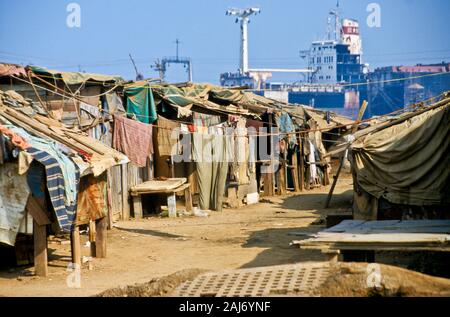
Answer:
[8,74,446,138]
[23,69,450,91]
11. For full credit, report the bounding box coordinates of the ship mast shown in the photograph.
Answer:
[327,0,342,42]
[226,7,261,74]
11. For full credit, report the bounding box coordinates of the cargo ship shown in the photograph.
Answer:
[220,2,369,118]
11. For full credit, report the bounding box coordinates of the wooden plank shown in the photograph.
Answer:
[95,217,107,258]
[26,196,51,226]
[352,100,368,133]
[121,164,130,220]
[71,226,81,267]
[106,169,114,229]
[324,220,450,234]
[299,135,304,192]
[323,220,368,232]
[324,153,345,208]
[184,185,193,212]
[33,220,48,277]
[291,153,300,192]
[132,195,143,219]
[262,162,274,197]
[295,232,450,245]
[89,221,96,257]
[277,158,287,195]
[131,183,191,195]
[167,193,177,218]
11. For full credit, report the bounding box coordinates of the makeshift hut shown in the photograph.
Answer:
[348,92,450,220]
[0,88,128,276]
[0,62,355,220]
[144,82,354,212]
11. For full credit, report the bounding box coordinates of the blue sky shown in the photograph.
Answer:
[1,0,449,83]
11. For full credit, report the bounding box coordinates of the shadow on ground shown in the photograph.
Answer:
[238,189,354,269]
[115,227,184,239]
[275,190,353,213]
[239,226,328,269]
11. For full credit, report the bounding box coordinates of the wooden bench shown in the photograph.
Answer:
[130,183,193,218]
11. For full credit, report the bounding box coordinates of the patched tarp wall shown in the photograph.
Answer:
[351,102,450,211]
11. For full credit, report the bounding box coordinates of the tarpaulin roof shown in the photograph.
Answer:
[351,93,450,206]
[0,63,27,77]
[151,82,353,129]
[0,89,129,176]
[29,65,124,85]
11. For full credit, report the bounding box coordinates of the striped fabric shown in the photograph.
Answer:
[26,147,79,232]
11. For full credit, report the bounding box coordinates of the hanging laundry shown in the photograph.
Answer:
[276,112,297,146]
[193,112,221,127]
[26,147,80,232]
[6,125,79,207]
[308,140,317,183]
[234,118,250,185]
[176,105,193,118]
[193,131,228,211]
[105,92,125,115]
[124,82,157,124]
[0,124,30,150]
[113,115,153,167]
[76,173,108,223]
[156,115,180,156]
[0,163,30,246]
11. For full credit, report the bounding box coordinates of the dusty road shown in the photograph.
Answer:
[0,179,353,296]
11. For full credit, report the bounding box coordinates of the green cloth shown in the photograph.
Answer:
[124,82,157,123]
[152,85,213,107]
[29,66,123,85]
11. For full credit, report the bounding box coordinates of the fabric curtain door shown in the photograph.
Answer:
[193,133,228,211]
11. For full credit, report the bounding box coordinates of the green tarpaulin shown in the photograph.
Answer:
[124,82,157,123]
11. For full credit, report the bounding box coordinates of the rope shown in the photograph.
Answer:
[7,74,449,138]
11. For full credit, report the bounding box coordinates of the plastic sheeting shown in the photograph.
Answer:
[0,163,30,246]
[124,82,157,124]
[351,103,450,206]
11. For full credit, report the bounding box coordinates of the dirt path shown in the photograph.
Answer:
[0,179,354,296]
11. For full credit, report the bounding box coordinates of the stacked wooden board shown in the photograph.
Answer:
[292,220,450,253]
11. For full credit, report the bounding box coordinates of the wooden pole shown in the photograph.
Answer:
[132,195,143,219]
[95,217,107,258]
[324,152,346,208]
[89,221,96,257]
[33,220,48,277]
[291,151,300,192]
[263,162,274,197]
[71,226,81,268]
[106,169,114,229]
[325,100,369,208]
[184,186,193,212]
[277,156,287,195]
[121,163,130,220]
[299,135,305,192]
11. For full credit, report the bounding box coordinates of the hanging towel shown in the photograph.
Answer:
[156,116,180,156]
[113,115,153,167]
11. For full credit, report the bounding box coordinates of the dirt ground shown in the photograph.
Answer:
[318,262,450,297]
[0,178,353,296]
[1,177,448,297]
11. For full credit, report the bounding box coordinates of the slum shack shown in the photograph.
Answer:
[140,82,353,214]
[0,62,354,220]
[0,85,128,276]
[292,92,450,263]
[0,63,141,222]
[349,92,450,220]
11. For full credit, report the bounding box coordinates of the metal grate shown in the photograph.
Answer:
[175,263,330,297]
